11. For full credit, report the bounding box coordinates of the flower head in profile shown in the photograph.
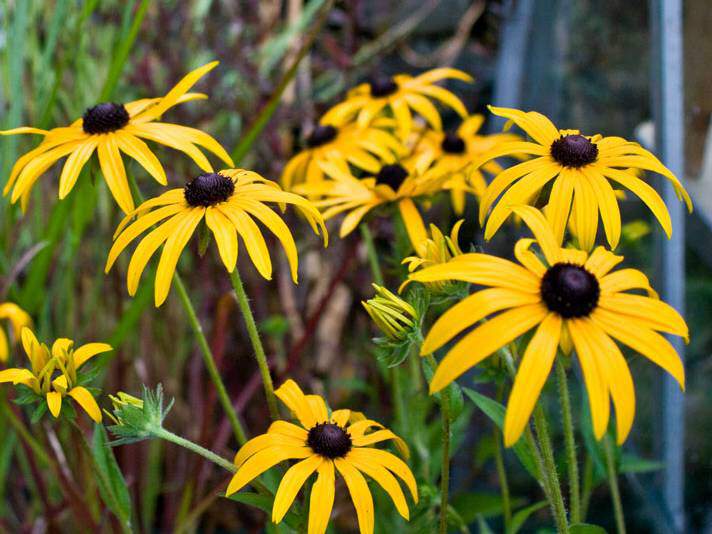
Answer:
[411,114,524,214]
[296,159,449,249]
[322,68,472,139]
[106,169,327,307]
[474,106,692,249]
[0,302,32,362]
[408,207,687,446]
[1,62,233,213]
[104,391,144,426]
[226,380,417,534]
[402,221,464,293]
[362,284,418,341]
[0,328,111,422]
[281,118,403,190]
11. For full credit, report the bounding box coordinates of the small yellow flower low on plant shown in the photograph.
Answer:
[0,302,32,362]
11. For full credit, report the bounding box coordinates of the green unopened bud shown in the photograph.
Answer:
[362,284,418,341]
[105,385,173,445]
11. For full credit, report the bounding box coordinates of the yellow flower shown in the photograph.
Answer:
[106,169,327,307]
[402,221,464,293]
[411,114,524,214]
[226,380,417,534]
[475,106,692,249]
[0,328,111,422]
[1,62,233,213]
[281,119,403,190]
[322,68,472,138]
[296,158,449,249]
[0,302,32,362]
[362,284,418,341]
[408,207,687,446]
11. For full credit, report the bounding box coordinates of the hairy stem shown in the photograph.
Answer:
[228,269,279,420]
[556,359,580,524]
[426,355,451,534]
[359,223,384,285]
[533,404,569,533]
[604,435,626,534]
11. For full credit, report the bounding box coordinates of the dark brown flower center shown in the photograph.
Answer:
[306,125,338,148]
[549,134,598,168]
[307,423,352,458]
[184,173,235,207]
[441,132,466,154]
[541,263,600,318]
[375,164,408,190]
[369,75,398,97]
[82,103,130,134]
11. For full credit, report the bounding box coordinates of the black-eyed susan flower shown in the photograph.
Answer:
[0,302,32,362]
[1,62,233,213]
[106,169,327,307]
[474,106,692,249]
[362,284,418,341]
[281,118,403,189]
[0,328,111,422]
[411,114,524,215]
[296,159,449,249]
[321,68,472,139]
[408,207,687,446]
[226,380,417,534]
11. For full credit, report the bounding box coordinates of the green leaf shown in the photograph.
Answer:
[477,514,496,534]
[92,424,133,529]
[508,500,547,534]
[227,492,301,530]
[619,453,664,474]
[451,492,524,523]
[569,523,608,534]
[463,388,539,479]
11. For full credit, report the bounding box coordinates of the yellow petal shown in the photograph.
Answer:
[97,135,134,213]
[308,461,336,534]
[58,139,98,199]
[11,141,83,203]
[0,367,35,385]
[225,446,312,496]
[68,386,102,423]
[46,391,63,418]
[154,123,234,167]
[582,166,621,249]
[429,304,549,393]
[267,420,309,440]
[115,132,167,185]
[503,314,561,446]
[511,206,561,263]
[272,455,323,523]
[0,329,7,362]
[275,380,318,428]
[545,168,574,245]
[126,123,213,172]
[398,198,427,251]
[334,458,374,534]
[597,294,688,338]
[347,454,410,519]
[572,172,599,251]
[347,448,418,503]
[205,207,238,273]
[73,343,113,368]
[126,215,181,297]
[234,432,305,467]
[487,106,560,146]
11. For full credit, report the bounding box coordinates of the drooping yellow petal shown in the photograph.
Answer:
[398,198,427,251]
[597,294,688,338]
[0,329,7,362]
[115,132,167,185]
[591,309,685,390]
[599,269,656,297]
[205,207,238,272]
[488,106,560,145]
[582,166,621,249]
[511,206,562,263]
[503,313,562,446]
[58,139,98,199]
[347,448,418,503]
[222,207,272,280]
[334,458,374,534]
[151,123,234,167]
[572,172,599,251]
[545,168,574,245]
[46,391,63,418]
[340,204,378,238]
[234,433,304,467]
[68,386,102,423]
[421,287,541,355]
[272,455,323,523]
[225,446,312,496]
[347,454,410,519]
[414,84,468,118]
[428,304,549,393]
[568,319,610,440]
[154,208,204,306]
[308,460,336,534]
[403,93,442,131]
[0,367,35,385]
[10,141,84,203]
[514,238,547,276]
[97,134,134,213]
[73,343,113,368]
[126,123,213,172]
[126,215,181,296]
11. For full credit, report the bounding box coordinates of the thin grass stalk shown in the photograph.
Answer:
[604,435,626,534]
[359,223,384,285]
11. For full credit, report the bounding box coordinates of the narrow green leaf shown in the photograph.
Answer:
[508,500,547,534]
[92,424,133,528]
[463,388,539,478]
[569,523,608,534]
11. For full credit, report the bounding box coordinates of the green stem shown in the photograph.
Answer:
[228,269,279,420]
[174,273,248,445]
[604,436,626,534]
[494,383,512,532]
[151,427,236,474]
[580,454,593,521]
[426,355,451,534]
[533,405,569,533]
[2,402,51,465]
[359,223,384,285]
[556,359,580,524]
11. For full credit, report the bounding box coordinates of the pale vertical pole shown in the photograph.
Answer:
[650,0,686,531]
